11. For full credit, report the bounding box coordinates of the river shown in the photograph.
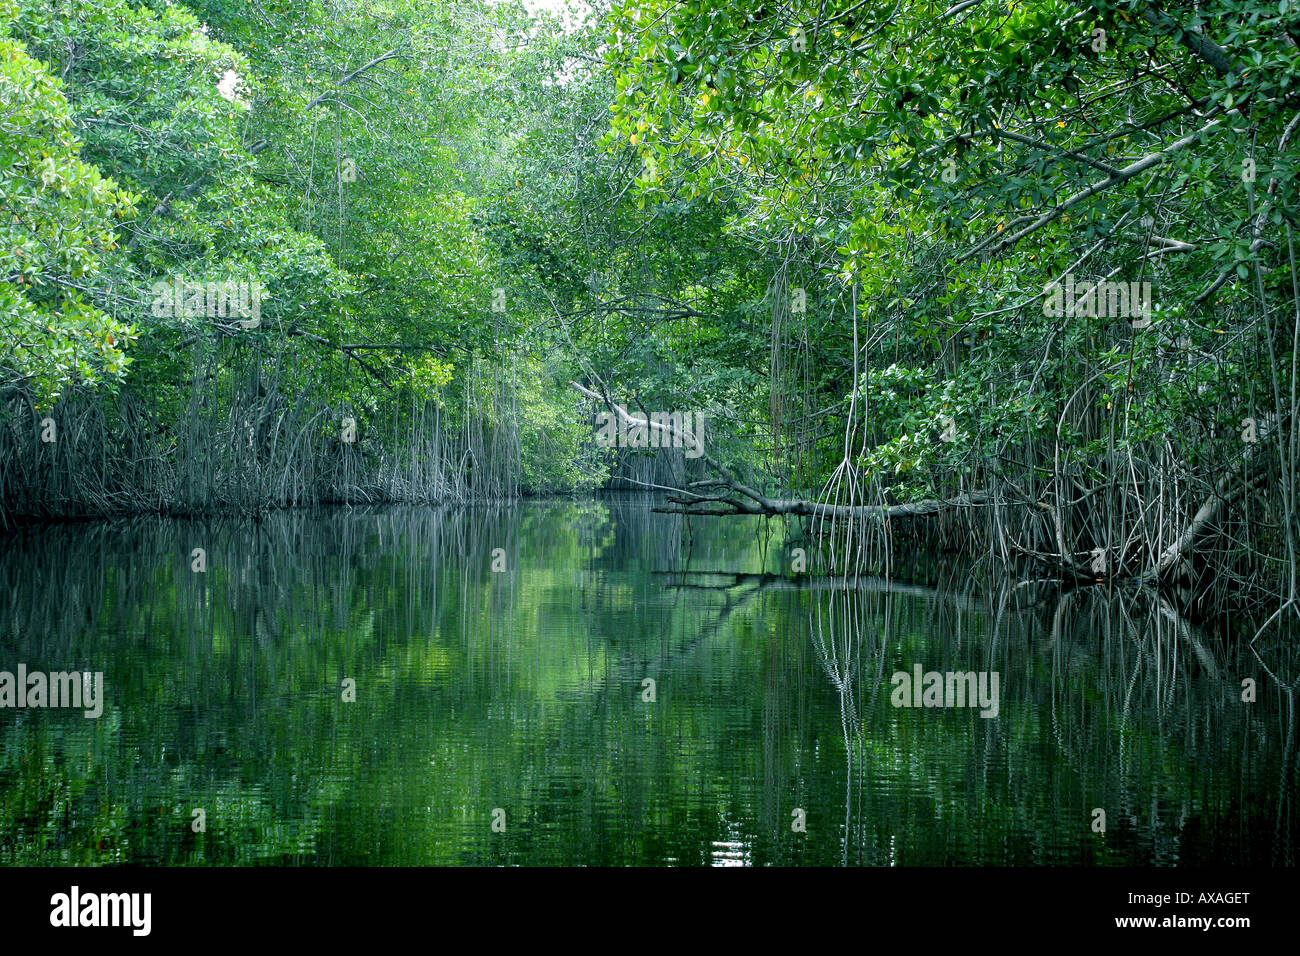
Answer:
[0,497,1293,865]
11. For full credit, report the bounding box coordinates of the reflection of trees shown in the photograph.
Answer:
[1247,638,1299,866]
[810,587,876,866]
[789,569,1299,866]
[0,501,1294,865]
[0,500,767,864]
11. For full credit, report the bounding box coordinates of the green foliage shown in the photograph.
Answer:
[604,0,1300,523]
[0,13,138,403]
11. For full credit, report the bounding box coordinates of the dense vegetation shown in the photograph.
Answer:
[3,0,1299,628]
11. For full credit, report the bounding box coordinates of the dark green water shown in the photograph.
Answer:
[0,497,1295,866]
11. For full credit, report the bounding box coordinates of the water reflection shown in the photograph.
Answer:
[0,498,1294,865]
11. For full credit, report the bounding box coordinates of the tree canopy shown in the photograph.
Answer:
[2,0,1298,624]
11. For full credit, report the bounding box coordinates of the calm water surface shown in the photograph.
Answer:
[0,497,1295,865]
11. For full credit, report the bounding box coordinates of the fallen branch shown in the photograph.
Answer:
[1141,416,1287,583]
[572,380,991,520]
